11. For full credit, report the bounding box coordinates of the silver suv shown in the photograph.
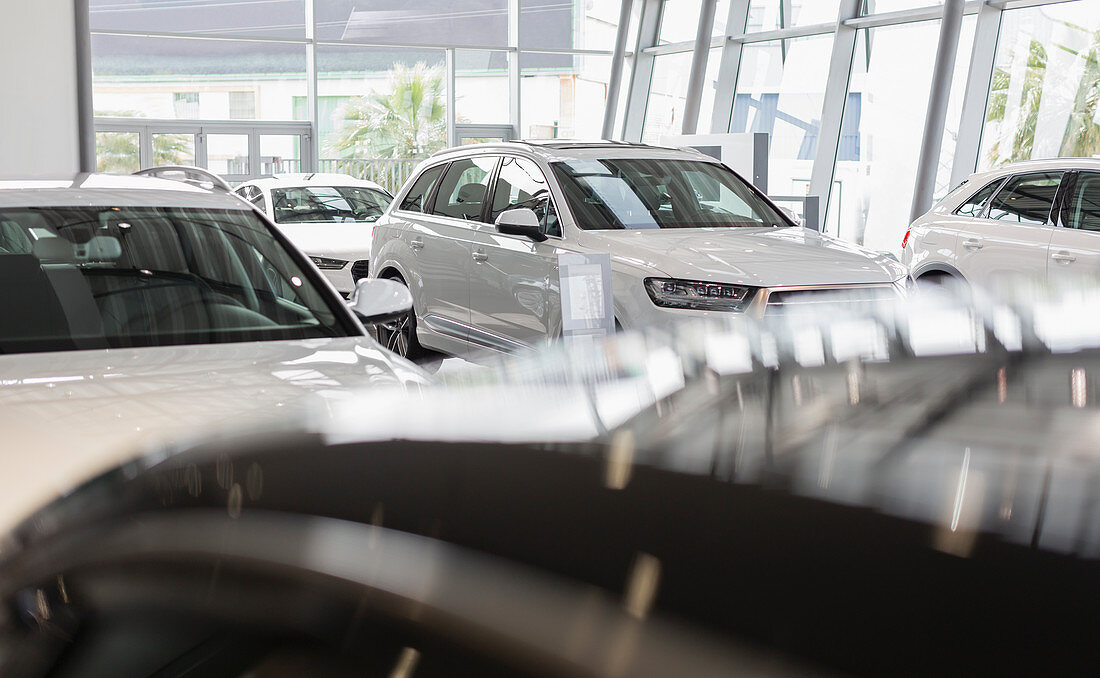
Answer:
[370,141,906,359]
[903,159,1100,287]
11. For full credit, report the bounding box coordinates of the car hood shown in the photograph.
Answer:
[579,227,905,286]
[275,222,375,259]
[0,337,429,535]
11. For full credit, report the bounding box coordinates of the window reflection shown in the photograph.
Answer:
[979,1,1100,169]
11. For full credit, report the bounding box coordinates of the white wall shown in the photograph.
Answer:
[0,2,81,178]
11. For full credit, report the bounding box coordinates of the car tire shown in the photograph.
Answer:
[376,274,426,361]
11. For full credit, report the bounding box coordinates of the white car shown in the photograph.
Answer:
[0,172,426,529]
[235,173,393,295]
[903,158,1100,288]
[369,141,907,359]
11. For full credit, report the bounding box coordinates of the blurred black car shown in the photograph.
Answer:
[1,291,1098,677]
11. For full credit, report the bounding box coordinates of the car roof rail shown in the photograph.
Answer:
[132,166,234,193]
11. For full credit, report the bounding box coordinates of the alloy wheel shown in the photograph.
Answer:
[380,312,411,357]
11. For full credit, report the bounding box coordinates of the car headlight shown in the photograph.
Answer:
[644,277,756,312]
[310,256,348,270]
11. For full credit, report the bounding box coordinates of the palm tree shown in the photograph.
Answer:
[1059,26,1100,157]
[985,40,1048,166]
[985,20,1100,167]
[94,110,191,173]
[331,62,447,159]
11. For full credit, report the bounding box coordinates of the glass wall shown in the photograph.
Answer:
[91,1,622,178]
[315,45,447,159]
[641,52,694,143]
[636,0,1093,254]
[836,18,974,251]
[748,1,843,32]
[522,55,613,139]
[731,34,834,211]
[92,35,307,122]
[90,0,306,38]
[979,1,1100,170]
[314,0,509,46]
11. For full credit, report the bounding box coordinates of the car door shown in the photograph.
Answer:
[956,172,1063,287]
[406,156,499,346]
[1048,170,1100,283]
[465,155,569,351]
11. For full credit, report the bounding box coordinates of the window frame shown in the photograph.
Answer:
[953,176,1008,219]
[982,171,1065,226]
[488,154,564,240]
[396,163,448,215]
[427,155,503,224]
[1057,170,1100,233]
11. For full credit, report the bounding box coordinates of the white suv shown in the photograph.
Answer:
[370,141,907,359]
[903,159,1100,288]
[235,173,392,295]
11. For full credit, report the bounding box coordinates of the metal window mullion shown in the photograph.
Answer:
[682,0,719,134]
[950,1,1003,188]
[509,0,521,139]
[75,0,95,173]
[305,0,319,172]
[710,0,751,133]
[196,128,208,169]
[808,0,862,232]
[622,0,662,141]
[909,0,967,221]
[845,2,984,29]
[248,129,261,179]
[446,48,457,147]
[138,124,154,169]
[602,0,635,139]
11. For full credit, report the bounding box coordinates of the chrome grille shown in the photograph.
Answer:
[764,286,899,315]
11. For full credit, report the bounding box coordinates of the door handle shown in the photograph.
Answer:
[409,238,424,250]
[472,250,488,263]
[1052,251,1076,264]
[962,238,983,251]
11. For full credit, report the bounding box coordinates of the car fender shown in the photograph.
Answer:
[370,240,423,314]
[912,260,965,282]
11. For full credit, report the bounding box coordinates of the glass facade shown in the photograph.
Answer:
[91,35,307,122]
[731,34,834,210]
[836,18,974,251]
[315,45,447,159]
[87,0,1100,254]
[979,1,1100,170]
[748,1,843,31]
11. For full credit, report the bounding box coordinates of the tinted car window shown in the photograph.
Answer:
[398,164,445,213]
[0,206,347,354]
[271,186,391,224]
[955,179,1004,217]
[250,191,268,212]
[1064,172,1100,232]
[986,172,1063,225]
[431,156,499,221]
[490,156,561,237]
[551,158,786,230]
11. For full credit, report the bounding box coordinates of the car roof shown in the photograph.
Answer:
[428,140,715,164]
[240,173,387,191]
[0,173,250,209]
[966,157,1100,185]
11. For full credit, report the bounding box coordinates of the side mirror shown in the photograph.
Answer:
[495,208,547,242]
[778,206,801,226]
[347,278,413,324]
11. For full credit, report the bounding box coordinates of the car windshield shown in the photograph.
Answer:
[0,205,351,355]
[551,158,788,230]
[271,186,391,224]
